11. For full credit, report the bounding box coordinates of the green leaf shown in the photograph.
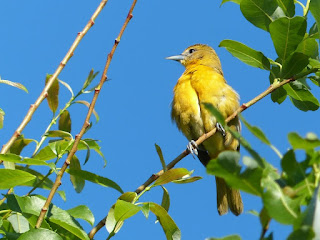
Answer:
[0,169,36,189]
[240,0,285,31]
[149,202,181,240]
[67,205,95,226]
[153,168,190,187]
[269,17,307,61]
[281,150,312,196]
[221,0,242,5]
[74,100,99,123]
[295,38,319,58]
[66,169,123,193]
[59,80,74,97]
[0,78,28,93]
[114,200,141,222]
[240,116,270,145]
[261,176,299,224]
[239,116,281,157]
[45,130,73,140]
[59,110,71,133]
[207,151,263,195]
[9,136,36,155]
[0,108,4,129]
[288,226,314,240]
[259,208,271,234]
[82,69,99,91]
[79,139,106,166]
[69,156,85,193]
[310,0,320,41]
[141,202,151,219]
[161,186,170,212]
[284,81,319,111]
[7,213,30,233]
[309,22,319,39]
[172,176,202,184]
[79,140,90,165]
[288,132,320,150]
[275,0,295,17]
[202,103,225,126]
[17,228,63,240]
[219,40,270,70]
[281,52,310,79]
[292,185,320,239]
[155,144,167,172]
[45,74,59,114]
[9,195,89,240]
[206,235,241,240]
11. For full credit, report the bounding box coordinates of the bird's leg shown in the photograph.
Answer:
[187,140,198,159]
[216,122,226,137]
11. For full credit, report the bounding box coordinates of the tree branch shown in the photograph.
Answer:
[88,68,319,238]
[0,0,108,161]
[35,0,138,229]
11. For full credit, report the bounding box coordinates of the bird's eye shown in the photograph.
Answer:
[189,48,196,54]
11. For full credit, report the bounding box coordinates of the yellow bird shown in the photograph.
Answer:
[167,44,243,216]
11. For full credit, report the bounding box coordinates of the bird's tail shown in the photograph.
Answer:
[215,177,243,216]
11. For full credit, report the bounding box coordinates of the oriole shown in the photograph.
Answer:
[167,44,243,216]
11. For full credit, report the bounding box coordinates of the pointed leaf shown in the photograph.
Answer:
[288,132,320,150]
[79,139,106,166]
[114,200,141,221]
[45,130,73,140]
[153,168,191,187]
[284,81,319,111]
[10,136,36,155]
[275,0,295,17]
[149,202,181,240]
[269,17,307,61]
[141,202,151,219]
[0,169,36,189]
[69,155,85,193]
[82,69,99,91]
[240,0,285,31]
[219,40,270,70]
[58,80,73,97]
[59,110,71,133]
[66,169,123,193]
[45,74,59,113]
[79,140,90,165]
[67,205,94,226]
[161,186,170,212]
[74,100,99,123]
[206,235,241,240]
[240,116,270,145]
[17,228,63,240]
[0,78,28,93]
[155,144,167,171]
[172,176,202,184]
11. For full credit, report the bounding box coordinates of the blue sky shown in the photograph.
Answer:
[0,1,319,239]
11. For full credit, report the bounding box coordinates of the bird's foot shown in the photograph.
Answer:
[187,140,198,159]
[216,122,226,137]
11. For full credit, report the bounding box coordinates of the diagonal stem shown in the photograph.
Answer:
[89,68,318,239]
[35,0,138,229]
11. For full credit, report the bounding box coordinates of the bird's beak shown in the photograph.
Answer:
[165,54,185,62]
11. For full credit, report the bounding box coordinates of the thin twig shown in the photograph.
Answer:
[89,68,319,238]
[0,0,108,162]
[35,0,137,229]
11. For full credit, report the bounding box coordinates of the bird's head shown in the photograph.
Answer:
[166,44,223,74]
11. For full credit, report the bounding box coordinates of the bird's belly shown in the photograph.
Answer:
[171,86,205,141]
